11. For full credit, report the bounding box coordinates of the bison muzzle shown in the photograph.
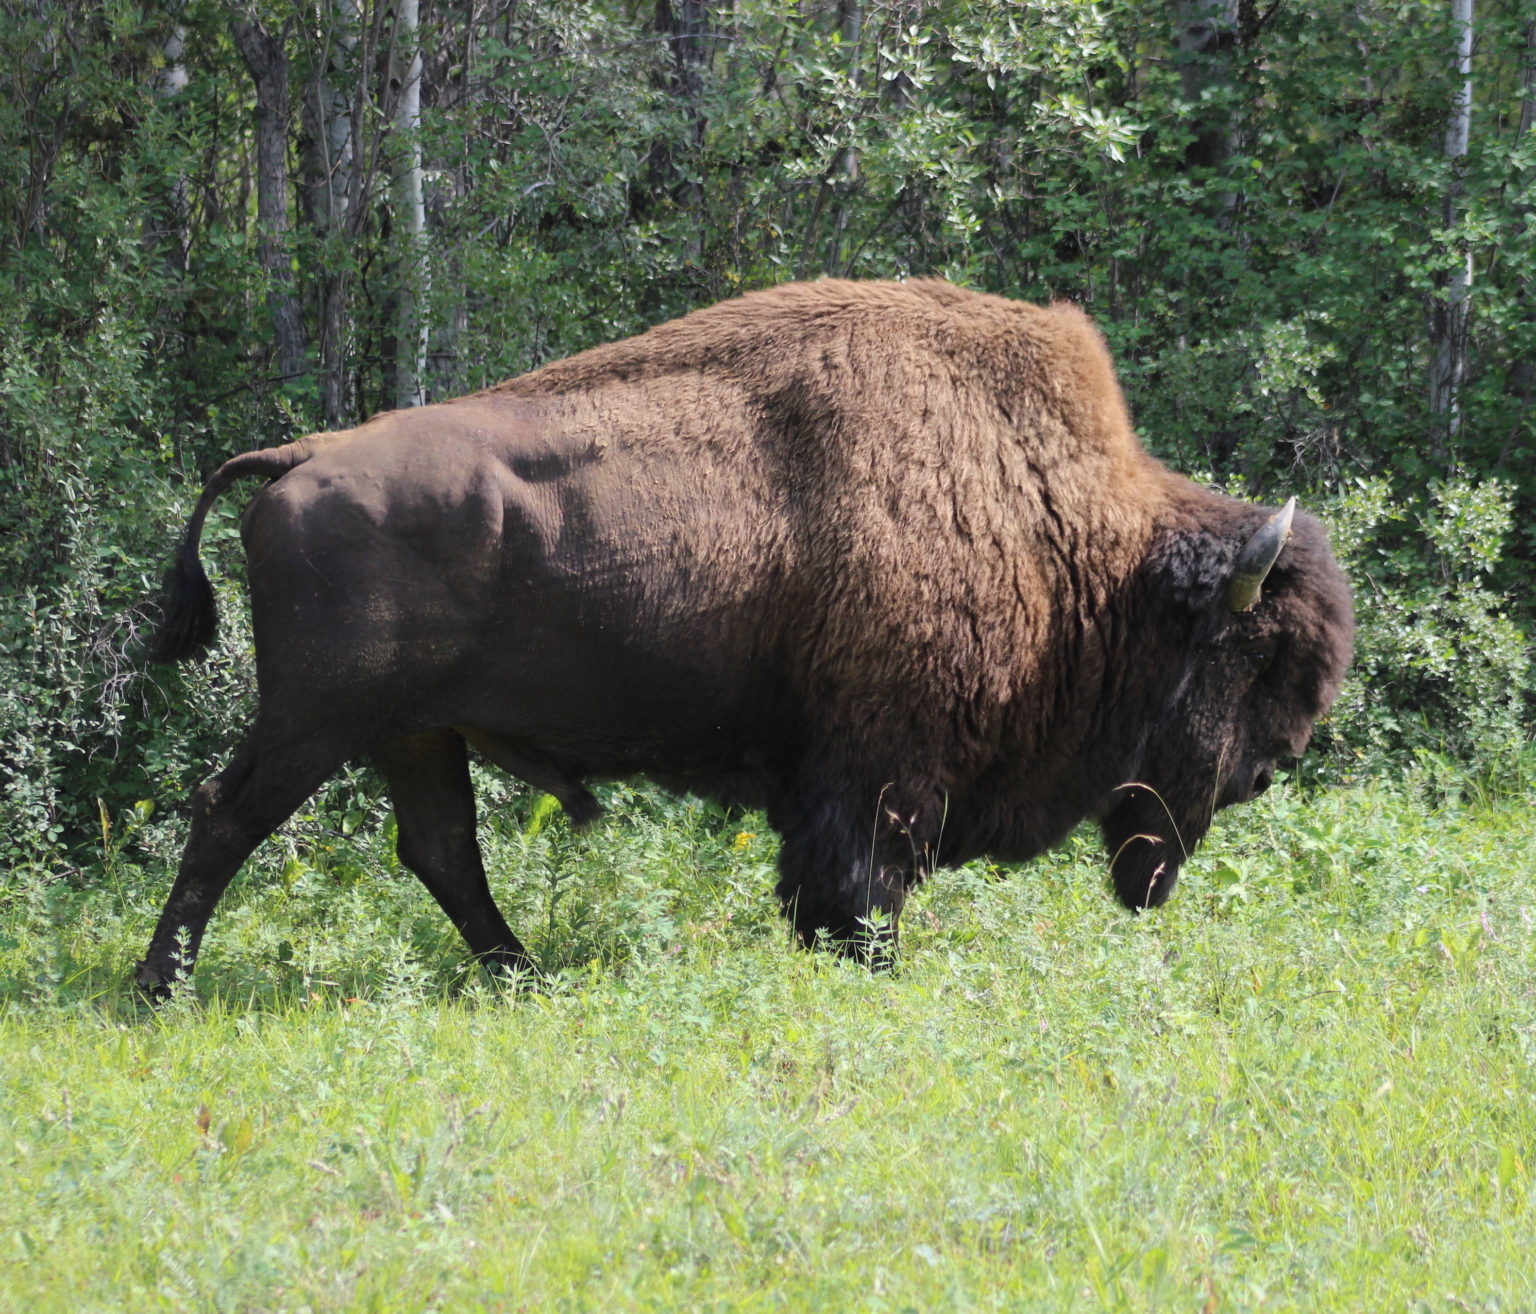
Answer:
[136,279,1353,995]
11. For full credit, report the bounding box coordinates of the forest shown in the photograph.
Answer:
[1,3,1535,1308]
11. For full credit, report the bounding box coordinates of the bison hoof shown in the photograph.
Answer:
[479,958,546,993]
[132,961,185,1005]
[796,923,898,972]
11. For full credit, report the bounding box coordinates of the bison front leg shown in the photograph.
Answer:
[773,792,914,968]
[372,730,537,982]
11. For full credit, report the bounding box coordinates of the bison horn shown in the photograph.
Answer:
[1228,497,1296,612]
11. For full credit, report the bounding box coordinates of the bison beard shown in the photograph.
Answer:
[1102,785,1203,911]
[135,278,1352,996]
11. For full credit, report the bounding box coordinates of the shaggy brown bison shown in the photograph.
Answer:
[137,278,1352,994]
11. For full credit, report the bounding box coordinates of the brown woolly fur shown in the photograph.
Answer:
[139,279,1353,993]
[480,281,1170,786]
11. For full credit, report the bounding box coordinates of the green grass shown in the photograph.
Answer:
[2,769,1534,1311]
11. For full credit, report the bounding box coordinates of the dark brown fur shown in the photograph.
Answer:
[138,279,1353,992]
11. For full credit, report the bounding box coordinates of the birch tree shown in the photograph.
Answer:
[390,0,428,410]
[1506,17,1536,415]
[1429,0,1474,441]
[143,20,189,277]
[301,0,360,425]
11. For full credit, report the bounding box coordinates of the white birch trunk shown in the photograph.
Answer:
[391,0,428,410]
[145,23,189,275]
[304,0,360,425]
[1429,0,1474,440]
[1505,20,1536,411]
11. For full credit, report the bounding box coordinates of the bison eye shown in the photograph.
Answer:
[1238,639,1279,673]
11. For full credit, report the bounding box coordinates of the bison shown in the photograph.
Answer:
[137,278,1352,995]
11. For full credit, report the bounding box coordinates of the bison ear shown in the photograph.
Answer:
[1227,497,1296,613]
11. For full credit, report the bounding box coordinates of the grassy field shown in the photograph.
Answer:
[2,766,1534,1312]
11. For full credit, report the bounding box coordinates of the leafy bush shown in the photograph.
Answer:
[0,284,258,873]
[1327,475,1529,767]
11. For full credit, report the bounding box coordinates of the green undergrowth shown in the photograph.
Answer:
[1,768,1534,1311]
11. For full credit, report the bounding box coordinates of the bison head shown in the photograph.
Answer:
[1101,498,1353,910]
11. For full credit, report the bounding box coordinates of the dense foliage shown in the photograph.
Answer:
[1,0,1532,869]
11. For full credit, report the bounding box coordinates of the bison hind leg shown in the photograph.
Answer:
[375,730,538,982]
[136,728,354,999]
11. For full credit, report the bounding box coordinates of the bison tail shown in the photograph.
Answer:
[145,441,326,664]
[147,523,219,664]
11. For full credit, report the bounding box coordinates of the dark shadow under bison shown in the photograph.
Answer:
[137,279,1353,995]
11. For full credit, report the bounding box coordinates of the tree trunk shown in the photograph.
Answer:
[827,0,863,275]
[652,0,709,264]
[420,1,477,398]
[1503,19,1536,424]
[302,0,360,426]
[1429,0,1474,446]
[796,2,864,280]
[390,0,428,410]
[1523,20,1536,141]
[1174,0,1240,173]
[233,16,308,385]
[143,22,189,277]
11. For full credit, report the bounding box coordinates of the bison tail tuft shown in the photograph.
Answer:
[141,440,326,666]
[146,531,218,664]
